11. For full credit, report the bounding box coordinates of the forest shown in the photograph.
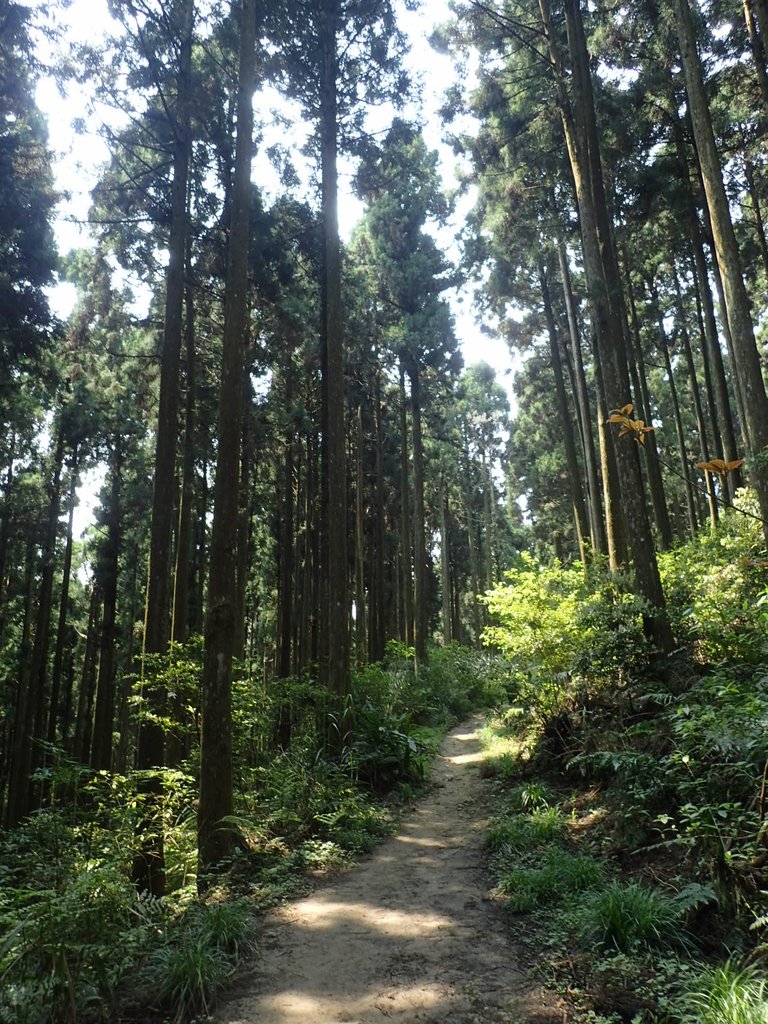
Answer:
[2,0,768,1019]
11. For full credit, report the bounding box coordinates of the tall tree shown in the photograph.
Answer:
[356,120,461,660]
[672,0,768,542]
[119,0,195,897]
[198,0,257,879]
[270,0,409,689]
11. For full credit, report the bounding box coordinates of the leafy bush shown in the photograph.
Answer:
[482,555,585,715]
[0,833,165,1024]
[658,495,766,663]
[481,558,652,725]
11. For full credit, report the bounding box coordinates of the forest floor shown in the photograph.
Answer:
[216,716,563,1024]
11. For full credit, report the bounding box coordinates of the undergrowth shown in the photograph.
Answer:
[479,496,768,1022]
[0,642,507,1023]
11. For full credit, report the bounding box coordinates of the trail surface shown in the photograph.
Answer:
[217,717,560,1024]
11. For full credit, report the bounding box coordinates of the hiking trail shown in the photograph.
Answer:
[217,716,562,1024]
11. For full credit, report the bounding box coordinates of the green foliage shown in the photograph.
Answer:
[482,554,585,686]
[658,497,766,663]
[481,558,652,725]
[681,961,768,1024]
[147,901,253,1023]
[507,781,556,811]
[496,849,604,912]
[476,527,768,1021]
[149,937,231,1024]
[0,813,165,1024]
[580,881,714,954]
[485,807,566,853]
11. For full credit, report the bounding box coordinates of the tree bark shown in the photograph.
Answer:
[133,0,194,896]
[541,263,589,567]
[370,371,386,663]
[744,0,768,111]
[6,422,65,825]
[198,0,256,881]
[674,0,768,542]
[672,267,718,528]
[541,0,673,649]
[623,266,673,549]
[557,243,607,556]
[652,293,698,538]
[46,464,78,749]
[407,360,429,662]
[354,405,367,666]
[398,366,414,649]
[91,448,123,771]
[439,485,452,644]
[319,0,349,694]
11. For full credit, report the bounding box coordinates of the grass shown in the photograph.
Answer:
[683,962,768,1024]
[581,880,684,953]
[496,848,604,911]
[149,937,233,1023]
[485,807,566,854]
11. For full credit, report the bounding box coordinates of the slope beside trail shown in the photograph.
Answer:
[217,716,562,1024]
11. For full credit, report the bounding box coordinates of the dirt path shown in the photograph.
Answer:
[217,717,559,1024]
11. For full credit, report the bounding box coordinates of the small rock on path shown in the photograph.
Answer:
[216,716,560,1024]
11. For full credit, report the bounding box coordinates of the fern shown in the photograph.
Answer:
[672,882,719,917]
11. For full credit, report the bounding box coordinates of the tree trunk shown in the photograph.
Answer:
[464,477,483,643]
[688,211,743,497]
[319,0,349,694]
[398,366,414,649]
[133,0,194,896]
[276,347,296,681]
[370,371,386,663]
[557,243,607,556]
[6,423,65,825]
[623,266,673,549]
[541,0,672,649]
[74,586,101,765]
[594,352,628,570]
[407,360,428,662]
[46,465,78,748]
[91,448,123,771]
[744,0,768,110]
[744,155,768,285]
[2,541,34,823]
[234,385,253,665]
[171,283,197,649]
[198,0,256,880]
[354,405,367,666]
[439,485,452,644]
[674,0,768,542]
[541,263,589,567]
[672,268,718,528]
[668,84,743,495]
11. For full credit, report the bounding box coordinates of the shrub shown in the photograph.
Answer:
[481,558,654,726]
[149,936,233,1023]
[658,495,766,663]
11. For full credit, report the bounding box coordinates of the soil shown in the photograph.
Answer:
[216,716,564,1024]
